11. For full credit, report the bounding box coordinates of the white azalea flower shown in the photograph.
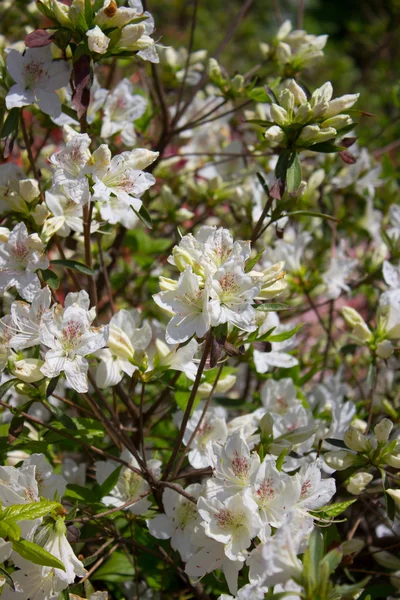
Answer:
[250,459,300,530]
[40,290,109,393]
[147,483,202,560]
[180,403,228,468]
[207,430,260,499]
[22,454,66,500]
[198,492,263,561]
[253,312,299,374]
[101,79,148,146]
[290,463,336,533]
[6,46,70,117]
[153,337,199,380]
[260,377,301,416]
[49,125,91,204]
[210,259,260,331]
[0,164,39,215]
[322,241,357,300]
[0,222,49,301]
[247,522,303,587]
[185,531,243,596]
[86,25,110,54]
[42,187,89,240]
[91,145,158,222]
[153,267,214,344]
[95,449,161,515]
[9,286,52,350]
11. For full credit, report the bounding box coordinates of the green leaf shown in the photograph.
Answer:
[247,87,271,103]
[40,269,60,289]
[275,447,289,471]
[256,302,290,312]
[2,500,62,522]
[46,375,60,398]
[325,438,348,449]
[61,104,78,121]
[307,142,346,153]
[245,250,264,273]
[0,566,15,590]
[97,466,122,500]
[286,152,302,193]
[42,400,77,430]
[275,149,291,182]
[51,259,94,276]
[381,468,396,521]
[91,551,134,582]
[285,210,339,223]
[84,0,93,26]
[320,548,343,574]
[319,499,357,517]
[266,324,303,342]
[132,204,153,229]
[1,108,19,139]
[12,539,66,571]
[0,379,17,399]
[307,529,324,586]
[0,519,21,542]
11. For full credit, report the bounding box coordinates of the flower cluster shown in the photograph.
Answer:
[154,226,286,343]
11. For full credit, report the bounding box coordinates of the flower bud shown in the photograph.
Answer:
[31,204,49,226]
[158,276,178,292]
[276,20,292,41]
[324,450,357,471]
[374,418,393,443]
[259,42,270,57]
[320,114,352,130]
[231,74,244,92]
[264,125,285,143]
[19,179,40,203]
[276,42,292,64]
[341,307,371,341]
[297,125,320,144]
[208,58,222,81]
[343,427,369,452]
[324,93,360,118]
[270,103,289,127]
[86,26,110,54]
[376,340,394,359]
[293,102,312,124]
[279,89,294,112]
[119,23,146,48]
[198,374,236,398]
[346,471,373,495]
[311,81,333,106]
[287,79,307,105]
[385,453,400,469]
[14,358,44,383]
[108,327,134,360]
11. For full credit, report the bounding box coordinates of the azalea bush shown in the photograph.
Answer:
[0,0,399,599]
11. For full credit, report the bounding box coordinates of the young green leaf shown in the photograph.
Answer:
[12,539,66,571]
[40,269,60,290]
[51,259,94,276]
[266,324,303,342]
[0,566,15,590]
[1,500,63,522]
[256,303,290,312]
[286,152,302,193]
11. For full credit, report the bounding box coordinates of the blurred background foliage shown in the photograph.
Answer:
[147,0,400,154]
[1,0,399,168]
